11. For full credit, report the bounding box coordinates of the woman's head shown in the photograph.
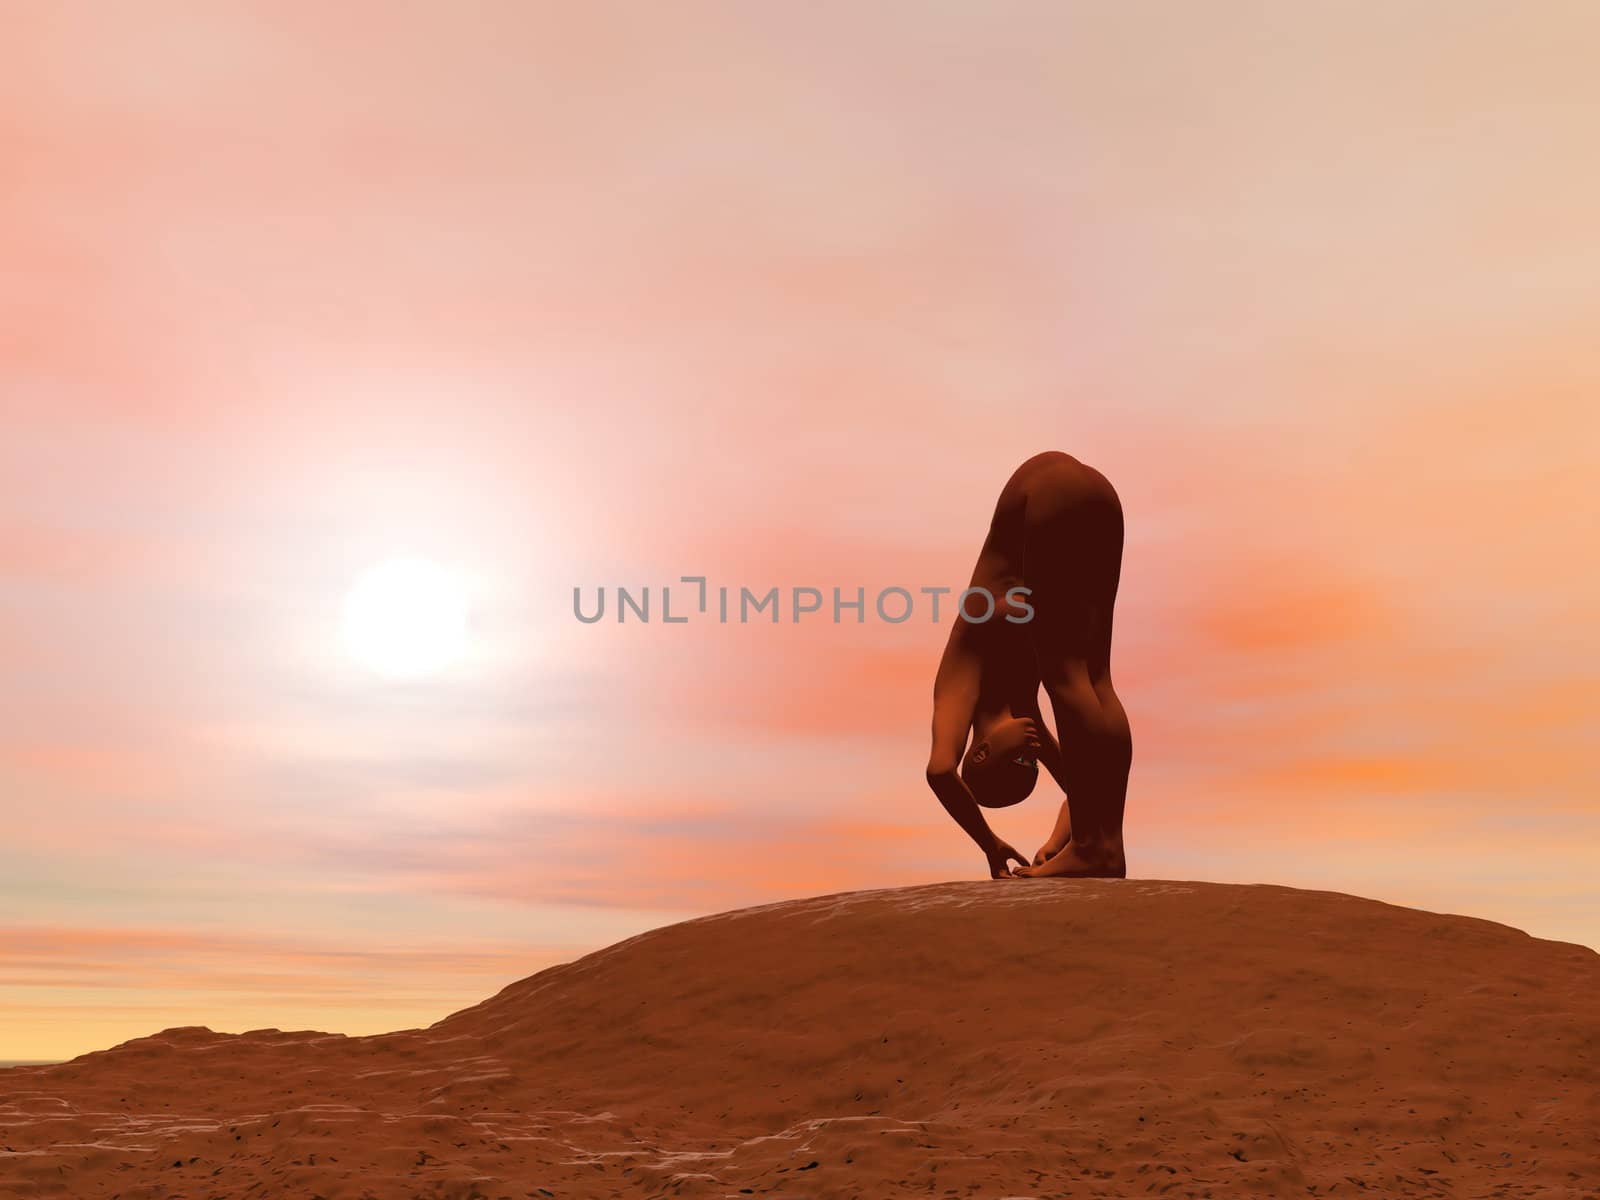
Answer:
[961,715,1042,808]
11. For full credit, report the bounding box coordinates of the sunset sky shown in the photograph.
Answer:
[4,2,1598,1061]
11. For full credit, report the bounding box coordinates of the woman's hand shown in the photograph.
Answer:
[984,838,1029,879]
[1032,843,1061,867]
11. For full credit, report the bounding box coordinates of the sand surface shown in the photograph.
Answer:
[2,879,1596,1198]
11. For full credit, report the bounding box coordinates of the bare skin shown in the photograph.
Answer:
[925,451,1132,880]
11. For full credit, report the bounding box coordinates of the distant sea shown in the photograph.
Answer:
[0,1060,58,1067]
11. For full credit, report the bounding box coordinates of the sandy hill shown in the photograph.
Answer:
[1,879,1595,1198]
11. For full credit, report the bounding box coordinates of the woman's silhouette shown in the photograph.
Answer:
[925,451,1132,879]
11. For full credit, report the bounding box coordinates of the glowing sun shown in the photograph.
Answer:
[341,557,469,678]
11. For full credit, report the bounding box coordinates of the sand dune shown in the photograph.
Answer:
[2,879,1596,1198]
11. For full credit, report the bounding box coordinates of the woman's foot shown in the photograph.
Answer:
[1013,837,1124,878]
[1030,840,1066,867]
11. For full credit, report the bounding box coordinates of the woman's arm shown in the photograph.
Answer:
[925,627,998,856]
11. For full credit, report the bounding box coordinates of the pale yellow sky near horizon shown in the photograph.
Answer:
[3,1,1598,1060]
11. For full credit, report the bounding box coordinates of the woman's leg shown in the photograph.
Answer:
[1017,463,1131,877]
[1025,673,1129,877]
[1034,795,1074,864]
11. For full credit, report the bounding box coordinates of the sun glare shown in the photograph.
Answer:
[342,557,469,678]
